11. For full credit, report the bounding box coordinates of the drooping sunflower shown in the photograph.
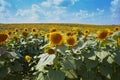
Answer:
[13,36,19,41]
[49,32,64,46]
[44,46,55,54]
[22,31,28,38]
[97,29,110,41]
[0,32,9,45]
[33,33,39,38]
[25,55,31,63]
[65,36,77,46]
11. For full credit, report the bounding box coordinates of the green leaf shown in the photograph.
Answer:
[62,69,78,79]
[36,73,45,80]
[0,67,9,78]
[99,64,112,79]
[113,52,120,65]
[85,59,98,69]
[10,62,23,72]
[61,57,76,69]
[95,51,110,61]
[48,70,65,80]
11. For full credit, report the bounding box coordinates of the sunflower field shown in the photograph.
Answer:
[0,24,120,80]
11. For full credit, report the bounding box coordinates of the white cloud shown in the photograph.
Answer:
[0,0,11,20]
[111,0,120,18]
[75,8,104,19]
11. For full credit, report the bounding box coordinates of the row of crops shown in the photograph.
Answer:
[0,26,120,80]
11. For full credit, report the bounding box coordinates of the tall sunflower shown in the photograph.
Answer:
[65,36,77,46]
[49,32,64,46]
[97,29,110,41]
[0,32,8,45]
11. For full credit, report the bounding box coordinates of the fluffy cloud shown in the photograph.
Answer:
[41,0,79,7]
[0,0,11,20]
[111,0,120,18]
[75,8,104,19]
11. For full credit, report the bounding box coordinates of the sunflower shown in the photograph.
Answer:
[25,55,31,63]
[14,28,19,33]
[23,28,28,32]
[83,30,90,36]
[65,36,77,46]
[45,33,50,40]
[97,29,110,41]
[0,32,8,45]
[22,31,28,38]
[66,31,73,36]
[49,27,57,33]
[49,32,64,46]
[31,28,37,32]
[33,33,38,38]
[13,36,19,41]
[44,47,55,54]
[114,27,119,31]
[8,31,12,35]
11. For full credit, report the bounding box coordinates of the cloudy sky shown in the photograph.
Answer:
[0,0,120,25]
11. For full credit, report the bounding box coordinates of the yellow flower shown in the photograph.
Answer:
[66,31,73,36]
[49,32,64,46]
[14,28,19,33]
[33,33,38,38]
[23,28,28,32]
[44,48,55,54]
[45,33,50,40]
[83,30,90,36]
[49,27,57,33]
[0,32,8,45]
[114,27,119,31]
[13,36,19,41]
[31,28,37,32]
[97,29,110,41]
[25,55,31,63]
[22,31,28,37]
[65,36,77,46]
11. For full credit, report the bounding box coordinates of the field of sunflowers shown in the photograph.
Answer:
[0,24,120,80]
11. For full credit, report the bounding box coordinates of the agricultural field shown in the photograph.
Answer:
[0,23,120,80]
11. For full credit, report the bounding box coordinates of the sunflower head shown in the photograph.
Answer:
[23,28,28,32]
[25,55,31,63]
[14,28,19,33]
[8,31,12,35]
[65,36,77,46]
[33,33,38,38]
[114,27,119,31]
[45,33,50,40]
[13,36,19,41]
[49,27,57,33]
[22,31,28,38]
[66,31,73,36]
[32,28,37,32]
[0,32,9,45]
[49,32,64,46]
[97,29,110,41]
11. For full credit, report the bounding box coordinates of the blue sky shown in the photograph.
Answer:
[0,0,120,25]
